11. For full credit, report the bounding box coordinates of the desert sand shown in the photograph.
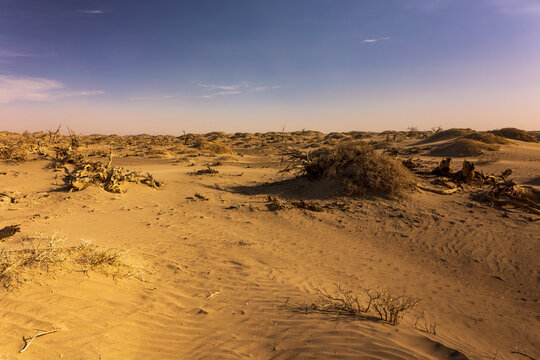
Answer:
[0,129,538,360]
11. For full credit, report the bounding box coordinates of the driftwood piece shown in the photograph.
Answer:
[432,158,452,176]
[417,184,459,195]
[19,327,65,353]
[0,190,22,203]
[461,160,475,183]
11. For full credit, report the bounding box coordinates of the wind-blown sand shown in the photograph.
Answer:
[0,131,538,359]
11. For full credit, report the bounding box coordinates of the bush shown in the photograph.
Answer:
[315,284,420,325]
[0,143,28,162]
[204,141,234,154]
[488,128,537,143]
[281,142,416,196]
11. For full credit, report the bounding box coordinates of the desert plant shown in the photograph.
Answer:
[204,141,234,154]
[0,234,134,289]
[372,289,420,325]
[280,142,416,197]
[0,143,28,162]
[315,284,420,325]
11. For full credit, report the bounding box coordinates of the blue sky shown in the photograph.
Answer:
[1,0,539,134]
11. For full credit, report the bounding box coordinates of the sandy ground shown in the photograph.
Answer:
[0,133,539,360]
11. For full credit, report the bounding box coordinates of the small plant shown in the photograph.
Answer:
[372,289,421,325]
[315,284,420,325]
[191,166,219,176]
[266,195,285,211]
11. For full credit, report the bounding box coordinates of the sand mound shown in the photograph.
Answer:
[462,132,510,144]
[418,128,474,144]
[489,128,537,143]
[430,138,499,157]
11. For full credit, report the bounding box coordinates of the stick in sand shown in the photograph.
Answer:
[206,290,221,300]
[20,326,66,353]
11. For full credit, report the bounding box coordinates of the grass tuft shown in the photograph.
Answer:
[0,234,135,290]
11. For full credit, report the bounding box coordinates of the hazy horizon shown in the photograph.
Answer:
[1,0,539,134]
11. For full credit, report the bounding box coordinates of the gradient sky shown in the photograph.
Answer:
[1,0,539,134]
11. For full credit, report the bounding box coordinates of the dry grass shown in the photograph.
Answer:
[280,142,416,197]
[0,233,135,290]
[314,284,420,325]
[203,141,235,154]
[0,143,29,162]
[489,128,537,143]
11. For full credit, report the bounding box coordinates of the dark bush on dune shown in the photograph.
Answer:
[281,142,416,197]
[488,128,537,143]
[462,132,510,144]
[420,128,474,143]
[430,138,499,157]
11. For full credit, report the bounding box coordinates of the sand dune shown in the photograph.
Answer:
[0,131,538,359]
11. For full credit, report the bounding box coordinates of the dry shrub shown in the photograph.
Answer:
[489,128,537,143]
[145,147,176,159]
[315,284,420,325]
[190,135,208,148]
[191,166,219,176]
[51,148,162,193]
[203,141,234,154]
[463,132,510,145]
[281,142,416,197]
[67,164,162,193]
[431,138,499,157]
[0,234,134,290]
[51,144,87,168]
[0,143,29,162]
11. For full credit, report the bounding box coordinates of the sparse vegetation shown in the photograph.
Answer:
[203,141,234,154]
[280,142,416,197]
[191,166,219,175]
[314,284,420,325]
[0,233,135,290]
[0,142,29,163]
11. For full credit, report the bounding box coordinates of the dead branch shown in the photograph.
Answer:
[417,184,459,195]
[20,326,66,353]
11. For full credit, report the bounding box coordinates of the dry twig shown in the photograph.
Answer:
[20,326,66,353]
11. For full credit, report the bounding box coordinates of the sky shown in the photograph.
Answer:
[0,0,539,134]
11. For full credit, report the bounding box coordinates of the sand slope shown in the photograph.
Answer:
[0,140,539,359]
